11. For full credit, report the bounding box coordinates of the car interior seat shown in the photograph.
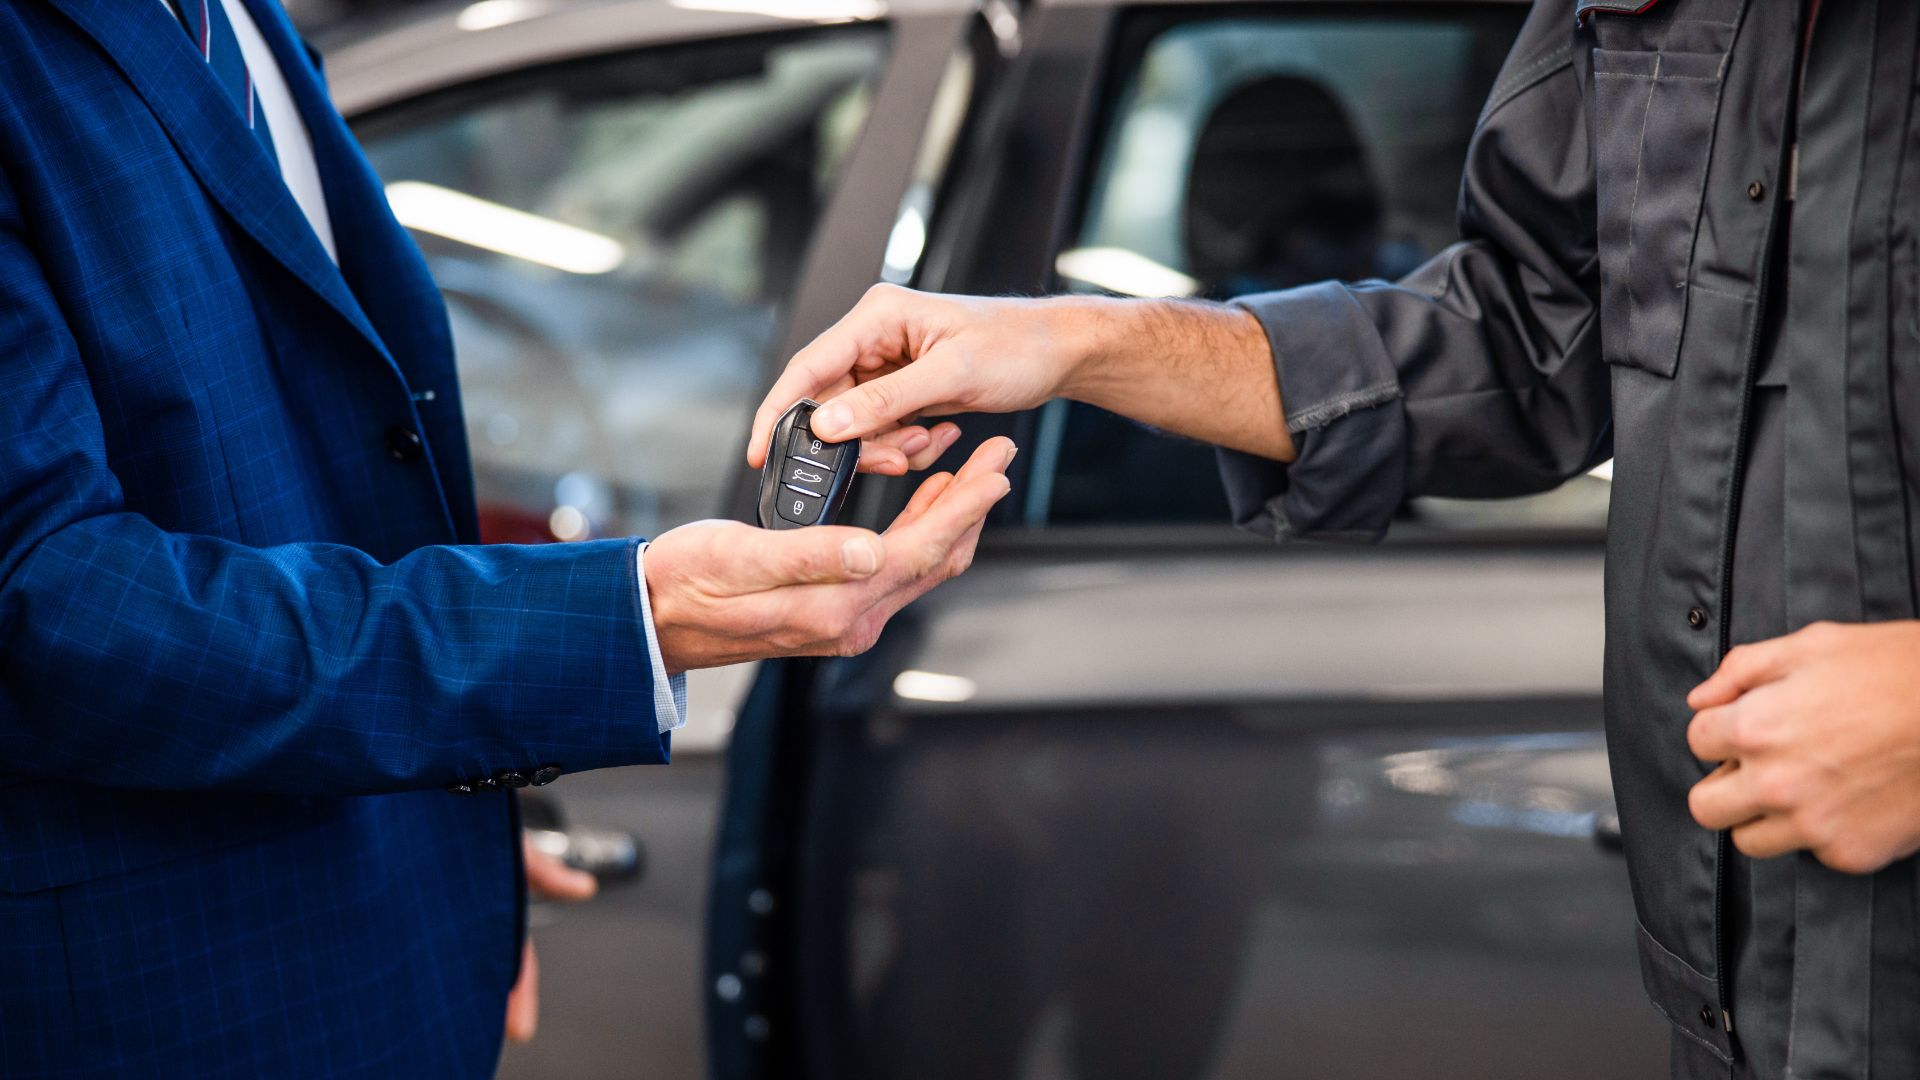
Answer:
[1183,74,1383,298]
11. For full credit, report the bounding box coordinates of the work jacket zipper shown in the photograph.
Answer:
[1714,379,1758,1043]
[1714,272,1765,1046]
[1710,0,1818,1045]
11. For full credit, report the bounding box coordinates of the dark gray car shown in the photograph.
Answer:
[320,1,1667,1076]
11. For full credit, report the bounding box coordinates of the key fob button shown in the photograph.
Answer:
[784,459,830,490]
[790,429,842,469]
[778,486,826,525]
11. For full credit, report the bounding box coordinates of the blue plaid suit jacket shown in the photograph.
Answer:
[0,1,671,1074]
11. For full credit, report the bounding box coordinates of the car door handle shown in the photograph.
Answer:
[527,825,647,885]
[1592,810,1625,854]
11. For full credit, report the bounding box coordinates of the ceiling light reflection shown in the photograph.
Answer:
[456,0,547,31]
[668,0,885,20]
[881,204,927,281]
[893,670,977,703]
[385,181,625,275]
[1055,246,1200,298]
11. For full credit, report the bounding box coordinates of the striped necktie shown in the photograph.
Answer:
[174,0,279,166]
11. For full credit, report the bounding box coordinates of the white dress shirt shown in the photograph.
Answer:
[218,0,337,262]
[159,0,334,260]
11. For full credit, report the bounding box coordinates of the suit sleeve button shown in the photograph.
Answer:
[496,770,530,789]
[446,782,475,796]
[385,425,424,461]
[531,765,563,786]
[472,777,500,792]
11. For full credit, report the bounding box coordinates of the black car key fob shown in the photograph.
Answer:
[758,400,859,530]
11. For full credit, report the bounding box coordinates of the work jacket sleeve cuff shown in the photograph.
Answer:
[1217,281,1408,543]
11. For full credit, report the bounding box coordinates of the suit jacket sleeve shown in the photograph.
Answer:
[1218,0,1610,542]
[0,166,669,797]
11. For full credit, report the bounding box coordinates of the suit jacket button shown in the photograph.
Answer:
[496,770,530,789]
[446,782,475,795]
[531,764,562,787]
[472,777,500,792]
[386,425,424,461]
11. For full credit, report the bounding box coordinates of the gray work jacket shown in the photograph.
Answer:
[1220,1,1920,1076]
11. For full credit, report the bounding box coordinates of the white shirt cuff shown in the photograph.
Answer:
[635,542,688,735]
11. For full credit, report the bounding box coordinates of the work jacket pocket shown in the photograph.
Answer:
[1590,47,1726,377]
[1636,920,1734,1064]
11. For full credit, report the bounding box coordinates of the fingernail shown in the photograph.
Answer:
[842,537,879,575]
[816,402,852,437]
[1004,443,1019,467]
[902,431,931,456]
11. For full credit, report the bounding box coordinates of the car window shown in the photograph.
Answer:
[356,29,887,542]
[1034,10,1609,535]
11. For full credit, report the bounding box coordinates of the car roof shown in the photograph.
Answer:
[323,0,1528,117]
[323,0,965,116]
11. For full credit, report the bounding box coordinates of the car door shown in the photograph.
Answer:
[336,9,980,1077]
[712,3,1670,1079]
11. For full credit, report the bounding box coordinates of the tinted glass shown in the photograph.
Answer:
[357,30,886,542]
[1039,11,1609,534]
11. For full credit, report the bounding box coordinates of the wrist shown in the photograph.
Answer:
[1045,295,1149,405]
[640,543,690,677]
[1038,296,1288,460]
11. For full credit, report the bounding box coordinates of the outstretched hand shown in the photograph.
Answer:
[746,284,1288,472]
[746,285,1079,476]
[649,435,1017,672]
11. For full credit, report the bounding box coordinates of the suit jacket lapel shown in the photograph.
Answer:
[44,0,395,376]
[236,0,477,540]
[238,0,457,386]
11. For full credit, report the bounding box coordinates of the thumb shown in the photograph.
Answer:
[810,360,956,443]
[742,525,887,591]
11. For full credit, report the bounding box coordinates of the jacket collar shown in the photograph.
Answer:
[43,0,399,377]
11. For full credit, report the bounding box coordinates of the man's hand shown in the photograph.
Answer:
[1687,620,1920,874]
[748,287,1082,475]
[506,836,599,1043]
[648,436,1016,672]
[746,284,1287,476]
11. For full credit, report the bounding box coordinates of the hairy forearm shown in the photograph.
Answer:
[1050,297,1295,462]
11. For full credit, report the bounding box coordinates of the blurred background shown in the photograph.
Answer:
[297,1,1656,1077]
